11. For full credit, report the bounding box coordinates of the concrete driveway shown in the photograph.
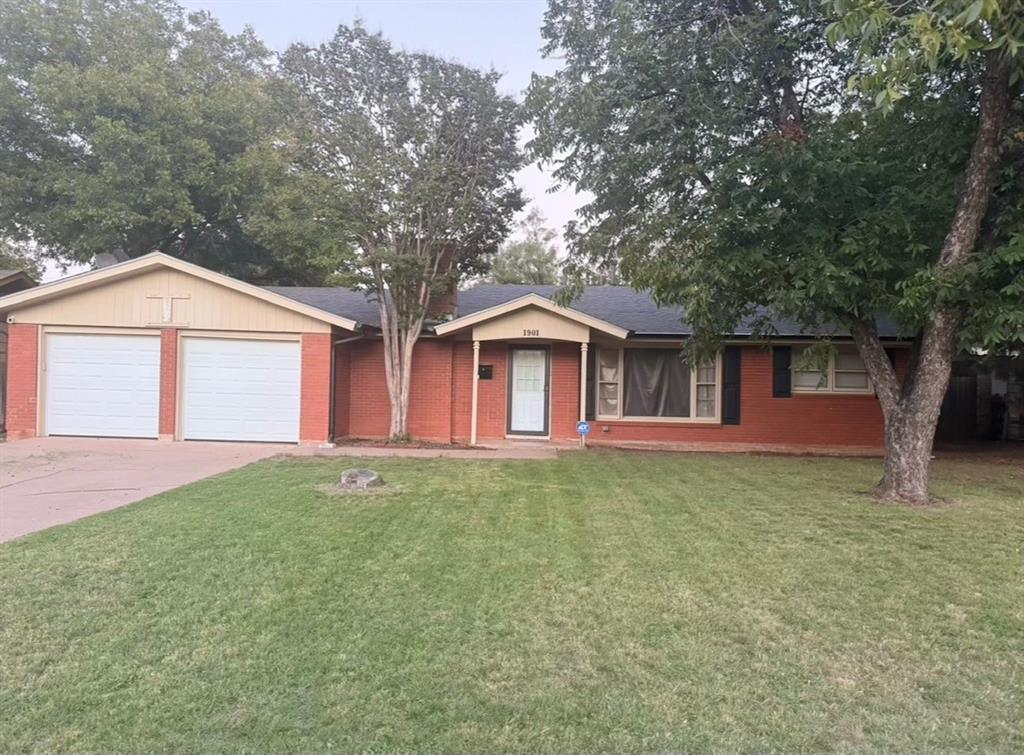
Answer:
[0,437,290,542]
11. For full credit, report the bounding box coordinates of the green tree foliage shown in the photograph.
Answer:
[826,0,1024,352]
[487,208,561,284]
[266,24,523,438]
[529,0,1023,503]
[0,0,317,284]
[0,240,42,281]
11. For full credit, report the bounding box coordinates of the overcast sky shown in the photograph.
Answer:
[45,0,582,282]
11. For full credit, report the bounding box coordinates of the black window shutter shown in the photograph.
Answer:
[722,346,742,424]
[585,346,596,421]
[885,347,897,366]
[772,346,792,397]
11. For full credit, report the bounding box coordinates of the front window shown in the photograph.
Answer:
[597,349,621,417]
[792,346,871,394]
[623,349,690,417]
[596,347,719,421]
[695,362,717,417]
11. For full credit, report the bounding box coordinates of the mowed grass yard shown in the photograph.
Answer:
[1,451,1021,752]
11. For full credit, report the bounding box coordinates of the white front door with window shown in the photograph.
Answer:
[509,348,548,435]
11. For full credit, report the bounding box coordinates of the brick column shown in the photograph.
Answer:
[300,333,332,443]
[5,323,39,440]
[159,329,178,440]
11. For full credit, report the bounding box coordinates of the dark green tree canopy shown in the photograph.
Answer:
[528,0,1022,355]
[0,0,315,283]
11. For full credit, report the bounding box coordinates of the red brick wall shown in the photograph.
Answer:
[348,340,390,438]
[453,342,581,441]
[158,329,178,438]
[333,342,352,438]
[346,339,455,441]
[550,343,582,439]
[408,340,454,440]
[451,341,508,441]
[335,339,905,449]
[5,323,38,439]
[300,333,332,443]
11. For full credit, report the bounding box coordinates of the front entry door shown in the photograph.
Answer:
[509,348,549,435]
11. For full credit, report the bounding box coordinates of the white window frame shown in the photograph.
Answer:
[792,345,873,395]
[596,347,623,420]
[594,347,722,424]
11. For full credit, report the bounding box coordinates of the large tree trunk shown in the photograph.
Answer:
[377,289,427,442]
[853,314,961,505]
[374,240,454,442]
[848,54,1012,504]
[380,319,421,441]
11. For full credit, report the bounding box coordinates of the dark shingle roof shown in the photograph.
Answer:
[455,285,904,338]
[265,286,383,327]
[266,283,904,339]
[0,269,37,296]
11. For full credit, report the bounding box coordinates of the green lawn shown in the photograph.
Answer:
[1,451,1021,752]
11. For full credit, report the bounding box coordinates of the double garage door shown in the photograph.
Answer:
[45,333,301,442]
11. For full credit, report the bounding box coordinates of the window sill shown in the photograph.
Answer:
[791,390,875,398]
[595,418,722,428]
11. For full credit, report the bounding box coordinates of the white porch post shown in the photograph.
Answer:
[579,342,589,447]
[471,340,481,446]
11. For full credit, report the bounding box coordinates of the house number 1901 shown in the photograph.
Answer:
[523,328,540,337]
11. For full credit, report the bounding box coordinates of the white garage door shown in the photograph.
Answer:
[181,337,301,443]
[45,333,160,438]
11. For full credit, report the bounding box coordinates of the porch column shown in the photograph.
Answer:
[579,342,588,423]
[470,340,480,446]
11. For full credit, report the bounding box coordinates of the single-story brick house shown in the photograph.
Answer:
[0,252,909,450]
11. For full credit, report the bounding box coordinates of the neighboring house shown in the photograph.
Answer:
[0,269,38,434]
[0,252,910,451]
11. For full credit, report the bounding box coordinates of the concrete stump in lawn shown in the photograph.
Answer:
[338,469,384,491]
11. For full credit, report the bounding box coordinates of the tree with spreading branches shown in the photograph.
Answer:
[266,24,524,440]
[529,0,1023,504]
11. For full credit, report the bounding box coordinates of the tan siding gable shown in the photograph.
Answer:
[10,268,331,333]
[473,305,591,342]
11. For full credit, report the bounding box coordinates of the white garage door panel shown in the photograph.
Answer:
[46,334,160,438]
[182,338,300,442]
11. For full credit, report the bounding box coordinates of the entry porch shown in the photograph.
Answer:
[433,293,631,445]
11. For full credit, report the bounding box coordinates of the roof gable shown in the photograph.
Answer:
[0,253,358,331]
[434,293,629,339]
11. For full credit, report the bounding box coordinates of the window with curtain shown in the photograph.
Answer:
[597,349,620,417]
[623,349,691,417]
[695,362,717,417]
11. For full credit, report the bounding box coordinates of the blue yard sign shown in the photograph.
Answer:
[576,420,591,437]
